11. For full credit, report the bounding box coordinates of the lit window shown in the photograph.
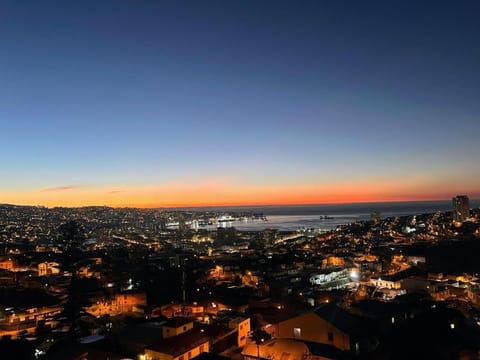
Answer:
[293,328,301,339]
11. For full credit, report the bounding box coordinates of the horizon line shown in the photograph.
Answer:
[1,197,477,210]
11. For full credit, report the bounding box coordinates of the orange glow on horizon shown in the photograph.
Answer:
[1,178,478,208]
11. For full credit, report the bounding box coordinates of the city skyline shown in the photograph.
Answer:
[1,1,480,207]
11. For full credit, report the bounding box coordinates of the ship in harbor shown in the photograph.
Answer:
[216,213,268,223]
[216,215,236,223]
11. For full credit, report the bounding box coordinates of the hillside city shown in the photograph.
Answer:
[0,196,479,359]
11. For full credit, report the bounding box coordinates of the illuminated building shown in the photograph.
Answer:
[84,293,146,317]
[0,258,14,271]
[38,262,60,276]
[452,195,470,222]
[228,317,250,347]
[274,303,364,353]
[0,306,63,339]
[370,275,402,289]
[321,256,345,269]
[309,268,349,285]
[242,338,344,360]
[142,328,209,360]
[76,265,101,279]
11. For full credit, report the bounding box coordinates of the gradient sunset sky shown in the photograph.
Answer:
[1,1,479,207]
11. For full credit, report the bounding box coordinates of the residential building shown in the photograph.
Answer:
[228,317,250,347]
[452,195,470,222]
[142,328,209,360]
[274,303,364,353]
[163,318,194,339]
[84,293,146,317]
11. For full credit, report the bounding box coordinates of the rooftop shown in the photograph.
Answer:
[147,328,209,357]
[163,317,193,328]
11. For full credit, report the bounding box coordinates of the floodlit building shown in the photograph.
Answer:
[370,276,402,290]
[310,268,349,286]
[84,293,146,317]
[38,262,60,276]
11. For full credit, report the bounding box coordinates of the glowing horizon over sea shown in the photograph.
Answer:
[177,199,480,231]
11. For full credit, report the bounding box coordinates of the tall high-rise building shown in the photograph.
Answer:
[371,211,381,223]
[452,195,470,222]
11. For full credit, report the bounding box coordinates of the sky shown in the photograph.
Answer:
[1,0,479,207]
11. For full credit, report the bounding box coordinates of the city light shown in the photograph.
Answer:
[0,2,479,358]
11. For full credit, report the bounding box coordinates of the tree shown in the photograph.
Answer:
[59,220,85,250]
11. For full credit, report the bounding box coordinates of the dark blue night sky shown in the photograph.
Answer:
[1,1,479,206]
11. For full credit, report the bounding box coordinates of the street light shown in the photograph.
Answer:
[256,337,264,360]
[249,329,269,360]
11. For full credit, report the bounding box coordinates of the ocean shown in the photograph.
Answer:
[183,200,480,232]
